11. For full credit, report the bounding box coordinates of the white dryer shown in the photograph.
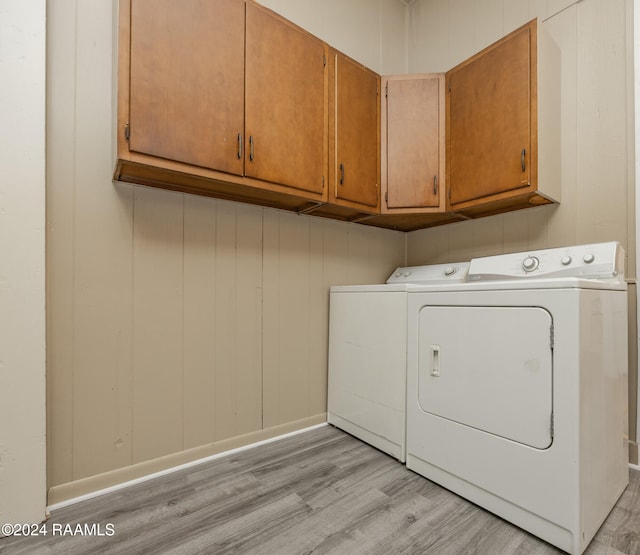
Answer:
[406,242,629,555]
[328,262,469,462]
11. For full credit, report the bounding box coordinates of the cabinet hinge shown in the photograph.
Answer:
[124,123,130,142]
[385,82,388,98]
[550,324,555,350]
[385,191,388,203]
[322,175,325,188]
[323,54,326,67]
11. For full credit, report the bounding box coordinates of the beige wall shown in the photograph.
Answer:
[0,1,47,525]
[406,0,638,458]
[46,0,407,502]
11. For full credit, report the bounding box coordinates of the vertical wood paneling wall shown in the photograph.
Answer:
[46,0,407,499]
[405,0,638,460]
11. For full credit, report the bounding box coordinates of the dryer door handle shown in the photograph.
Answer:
[430,345,441,377]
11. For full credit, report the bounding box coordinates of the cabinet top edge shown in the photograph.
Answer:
[445,18,537,77]
[246,0,327,48]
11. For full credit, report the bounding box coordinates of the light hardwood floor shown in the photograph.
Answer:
[1,425,639,554]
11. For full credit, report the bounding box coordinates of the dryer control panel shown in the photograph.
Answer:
[387,262,470,284]
[468,242,625,281]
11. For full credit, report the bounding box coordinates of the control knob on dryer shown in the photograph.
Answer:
[522,256,539,272]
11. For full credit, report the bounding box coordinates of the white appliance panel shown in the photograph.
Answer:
[467,241,624,281]
[417,306,553,449]
[387,262,470,284]
[328,290,407,460]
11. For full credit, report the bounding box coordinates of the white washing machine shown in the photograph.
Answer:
[406,242,629,555]
[328,262,470,462]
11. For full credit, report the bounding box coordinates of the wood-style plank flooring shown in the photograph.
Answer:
[1,425,639,554]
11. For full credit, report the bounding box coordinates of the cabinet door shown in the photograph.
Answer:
[385,75,444,210]
[333,53,380,209]
[446,24,531,207]
[129,0,245,175]
[245,2,326,194]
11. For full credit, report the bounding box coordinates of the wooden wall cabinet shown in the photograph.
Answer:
[125,0,245,176]
[445,19,560,218]
[368,73,464,231]
[382,74,445,213]
[328,50,381,213]
[115,3,558,232]
[115,0,328,213]
[245,2,327,195]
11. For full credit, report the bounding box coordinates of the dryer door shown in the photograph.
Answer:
[418,306,553,449]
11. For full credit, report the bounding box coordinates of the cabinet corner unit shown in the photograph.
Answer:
[445,18,561,219]
[382,73,445,215]
[114,0,329,214]
[374,73,465,231]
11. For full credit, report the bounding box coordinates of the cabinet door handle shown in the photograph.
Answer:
[339,163,344,185]
[237,133,242,160]
[433,175,438,196]
[521,148,526,172]
[249,135,254,162]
